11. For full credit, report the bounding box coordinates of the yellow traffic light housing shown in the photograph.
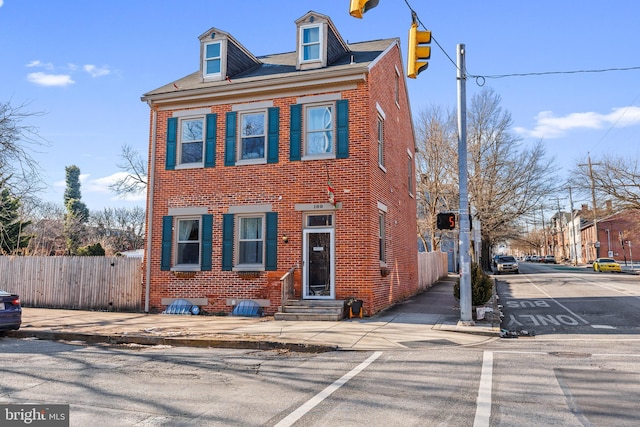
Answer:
[349,0,379,19]
[407,22,431,78]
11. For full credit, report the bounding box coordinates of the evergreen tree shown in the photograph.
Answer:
[64,165,89,254]
[0,175,32,254]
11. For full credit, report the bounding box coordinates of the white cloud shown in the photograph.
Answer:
[0,1,4,8]
[85,172,147,202]
[25,61,112,86]
[83,64,111,78]
[26,60,54,70]
[516,106,640,139]
[27,72,75,87]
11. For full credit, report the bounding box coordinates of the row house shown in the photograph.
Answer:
[558,204,640,264]
[140,11,419,316]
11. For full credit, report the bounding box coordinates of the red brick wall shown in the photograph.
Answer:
[144,43,418,316]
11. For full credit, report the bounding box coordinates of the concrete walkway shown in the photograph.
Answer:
[7,277,501,352]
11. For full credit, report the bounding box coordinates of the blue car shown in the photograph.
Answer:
[0,290,22,335]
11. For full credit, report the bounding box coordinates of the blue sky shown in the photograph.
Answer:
[1,0,639,211]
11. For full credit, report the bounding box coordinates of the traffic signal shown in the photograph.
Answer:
[437,212,456,230]
[407,22,431,78]
[349,0,379,19]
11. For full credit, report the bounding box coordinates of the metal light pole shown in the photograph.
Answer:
[457,44,472,324]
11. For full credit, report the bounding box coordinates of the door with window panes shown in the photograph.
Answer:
[303,213,334,299]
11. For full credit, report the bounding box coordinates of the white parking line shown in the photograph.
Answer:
[473,351,493,427]
[275,351,382,427]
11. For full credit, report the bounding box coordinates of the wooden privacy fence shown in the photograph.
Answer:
[418,251,449,290]
[0,256,143,311]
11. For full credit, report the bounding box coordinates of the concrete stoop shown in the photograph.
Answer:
[274,299,346,321]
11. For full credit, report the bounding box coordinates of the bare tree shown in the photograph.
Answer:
[569,154,640,211]
[466,88,558,268]
[0,100,47,195]
[109,144,147,197]
[22,200,66,256]
[89,206,145,254]
[414,105,458,251]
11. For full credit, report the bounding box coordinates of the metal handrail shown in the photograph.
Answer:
[279,267,296,314]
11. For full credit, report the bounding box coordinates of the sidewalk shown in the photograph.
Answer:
[7,277,501,352]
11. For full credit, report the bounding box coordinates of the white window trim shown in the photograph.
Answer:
[379,211,387,266]
[377,115,385,170]
[236,109,268,166]
[175,116,205,168]
[203,41,223,80]
[171,216,202,272]
[299,24,323,63]
[233,214,266,271]
[302,102,336,161]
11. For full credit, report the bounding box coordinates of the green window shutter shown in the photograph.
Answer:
[166,118,177,170]
[205,114,217,168]
[224,112,237,166]
[201,214,213,271]
[289,104,302,161]
[267,107,279,164]
[161,216,173,271]
[265,212,278,271]
[336,99,349,159]
[222,213,234,271]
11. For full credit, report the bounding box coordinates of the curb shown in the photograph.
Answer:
[6,330,338,353]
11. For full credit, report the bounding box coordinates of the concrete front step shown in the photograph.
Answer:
[275,299,346,321]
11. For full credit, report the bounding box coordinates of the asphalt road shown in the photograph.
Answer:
[1,264,639,426]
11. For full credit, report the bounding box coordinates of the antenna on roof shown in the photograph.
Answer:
[350,55,355,64]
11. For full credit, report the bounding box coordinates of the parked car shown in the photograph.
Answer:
[543,255,556,264]
[0,290,22,334]
[530,255,539,262]
[592,258,621,273]
[495,255,519,274]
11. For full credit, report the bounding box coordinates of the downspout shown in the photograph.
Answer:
[144,102,158,313]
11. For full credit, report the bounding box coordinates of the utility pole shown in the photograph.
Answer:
[556,198,566,260]
[578,155,601,260]
[457,43,472,324]
[586,154,600,259]
[569,187,579,265]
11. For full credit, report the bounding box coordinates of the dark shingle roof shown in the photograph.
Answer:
[143,38,397,99]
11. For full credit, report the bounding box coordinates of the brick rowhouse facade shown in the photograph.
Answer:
[141,11,418,316]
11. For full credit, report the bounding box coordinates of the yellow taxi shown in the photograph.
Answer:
[592,258,622,273]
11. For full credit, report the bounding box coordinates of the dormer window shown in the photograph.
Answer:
[300,24,322,62]
[204,41,222,77]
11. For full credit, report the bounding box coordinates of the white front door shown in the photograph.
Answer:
[303,228,334,299]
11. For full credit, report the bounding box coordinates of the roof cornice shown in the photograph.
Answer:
[142,66,368,107]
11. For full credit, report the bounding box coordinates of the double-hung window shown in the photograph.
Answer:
[379,211,386,264]
[289,99,348,161]
[161,211,213,272]
[166,113,216,170]
[180,118,204,164]
[305,104,334,157]
[204,41,221,78]
[176,218,200,266]
[238,216,264,266]
[239,111,266,161]
[377,115,384,167]
[222,211,278,271]
[301,25,321,62]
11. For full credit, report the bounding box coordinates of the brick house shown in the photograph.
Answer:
[140,11,418,317]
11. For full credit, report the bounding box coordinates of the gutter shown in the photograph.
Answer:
[144,103,158,313]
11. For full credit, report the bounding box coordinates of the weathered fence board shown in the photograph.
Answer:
[0,256,142,311]
[418,251,449,290]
